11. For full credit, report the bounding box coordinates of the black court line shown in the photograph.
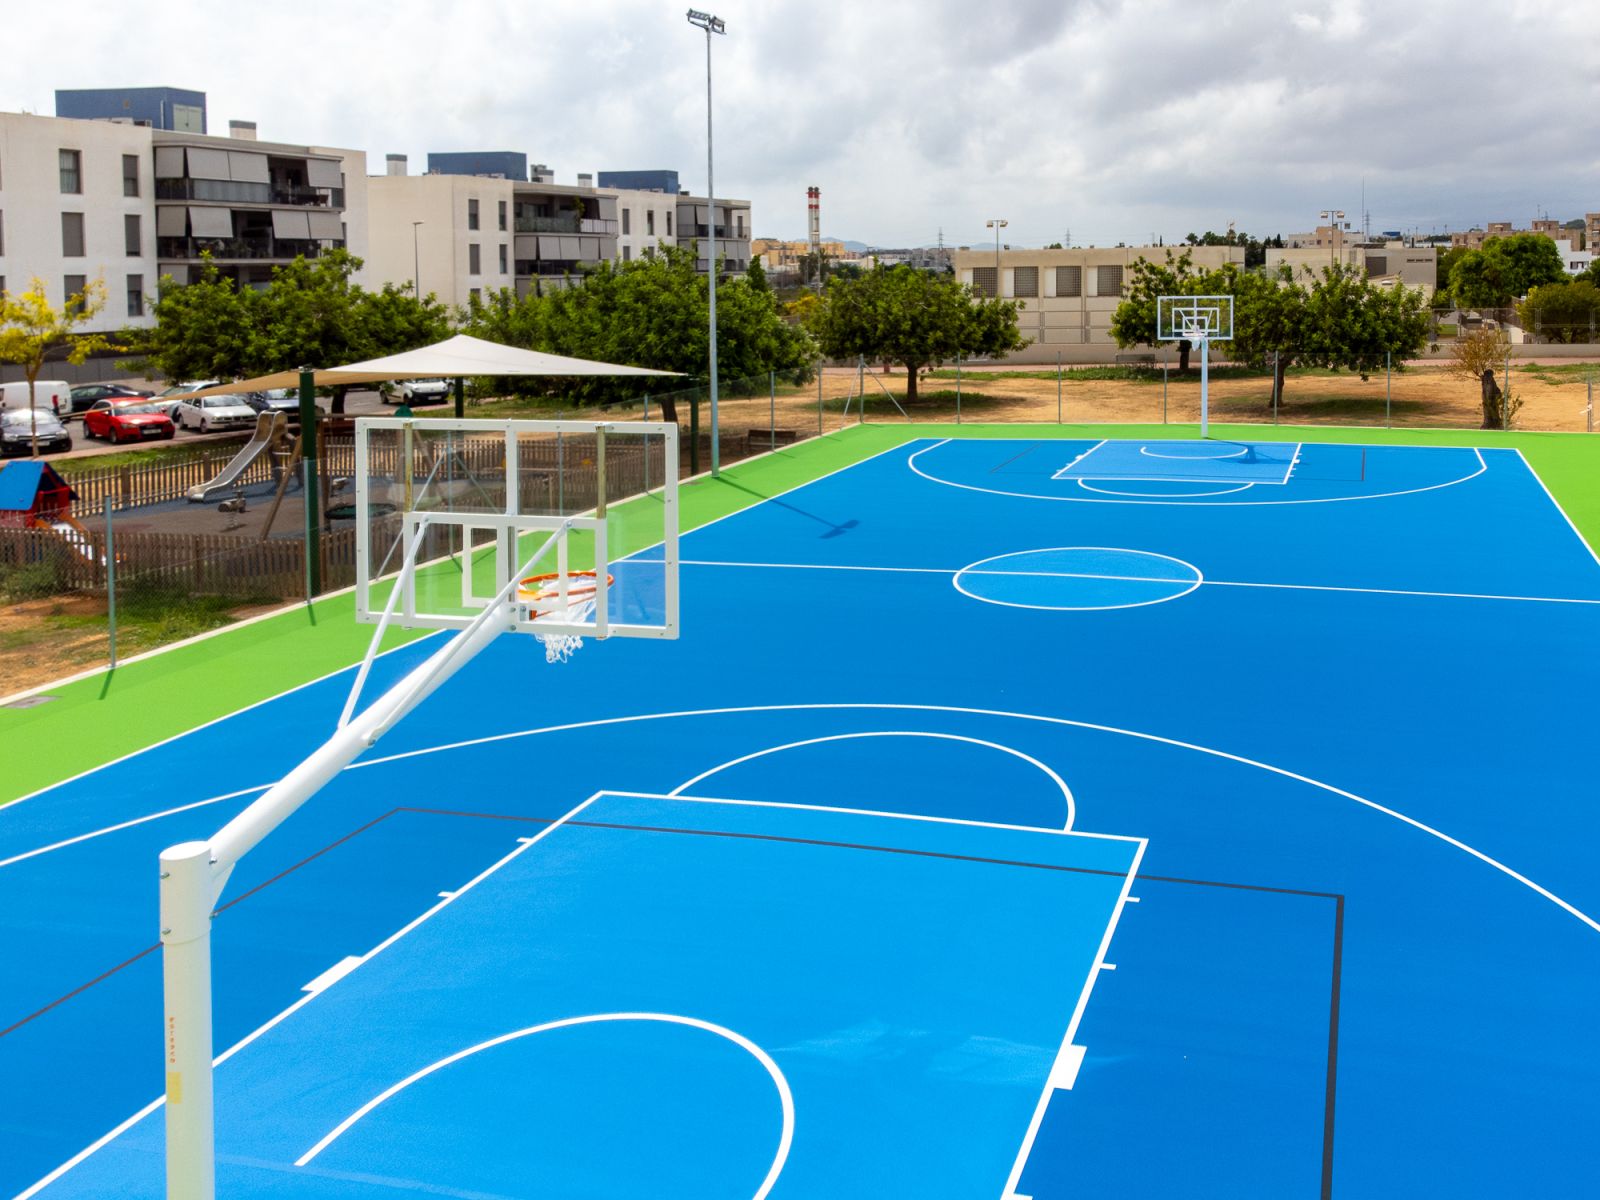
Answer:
[1141,872,1343,1200]
[11,806,1345,1198]
[989,442,1046,475]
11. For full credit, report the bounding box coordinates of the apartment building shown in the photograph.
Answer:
[1449,219,1569,250]
[0,98,365,334]
[951,244,1245,362]
[751,237,848,269]
[1266,241,1436,296]
[367,155,751,305]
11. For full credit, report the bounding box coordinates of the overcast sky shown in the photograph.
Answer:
[7,1,1597,248]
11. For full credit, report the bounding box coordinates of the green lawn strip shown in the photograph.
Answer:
[4,421,1595,806]
[0,429,902,805]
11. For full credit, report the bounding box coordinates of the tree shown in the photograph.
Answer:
[460,244,814,414]
[1574,260,1600,289]
[1517,280,1600,344]
[136,251,450,412]
[806,263,1027,403]
[0,277,120,456]
[1109,249,1234,371]
[1447,326,1517,428]
[745,257,771,295]
[1448,233,1566,309]
[1434,246,1469,305]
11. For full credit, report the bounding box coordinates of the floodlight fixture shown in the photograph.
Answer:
[687,9,725,34]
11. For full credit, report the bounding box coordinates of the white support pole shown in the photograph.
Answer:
[160,842,216,1200]
[1199,334,1210,439]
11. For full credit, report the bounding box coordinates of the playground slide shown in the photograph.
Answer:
[186,412,285,502]
[46,516,106,568]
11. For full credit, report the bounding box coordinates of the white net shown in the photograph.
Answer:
[519,571,611,664]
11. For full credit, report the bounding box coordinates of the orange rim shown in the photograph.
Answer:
[516,570,613,607]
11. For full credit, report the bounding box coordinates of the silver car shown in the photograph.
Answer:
[174,393,258,433]
[0,408,73,456]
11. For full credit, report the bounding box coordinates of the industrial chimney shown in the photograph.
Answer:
[385,154,408,177]
[807,186,821,253]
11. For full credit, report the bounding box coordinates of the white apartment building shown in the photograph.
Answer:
[0,109,366,338]
[0,113,160,331]
[952,244,1245,363]
[366,159,752,307]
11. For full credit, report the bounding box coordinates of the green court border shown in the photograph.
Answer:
[3,421,1598,806]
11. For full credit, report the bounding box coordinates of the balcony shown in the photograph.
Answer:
[515,214,580,234]
[155,178,336,208]
[158,236,344,262]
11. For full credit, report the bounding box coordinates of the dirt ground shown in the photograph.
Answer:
[719,361,1599,434]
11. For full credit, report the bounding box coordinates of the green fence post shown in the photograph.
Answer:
[105,499,117,670]
[690,392,701,476]
[769,371,776,450]
[1057,352,1062,423]
[817,370,823,438]
[1385,351,1392,428]
[299,366,321,597]
[454,376,465,419]
[956,356,962,425]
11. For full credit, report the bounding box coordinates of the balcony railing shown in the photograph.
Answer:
[515,214,580,234]
[153,179,334,207]
[158,236,345,262]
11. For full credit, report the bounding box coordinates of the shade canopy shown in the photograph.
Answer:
[182,334,681,397]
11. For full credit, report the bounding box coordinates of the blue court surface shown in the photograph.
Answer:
[4,435,1600,1199]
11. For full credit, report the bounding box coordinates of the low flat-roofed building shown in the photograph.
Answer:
[1266,241,1436,297]
[951,244,1245,362]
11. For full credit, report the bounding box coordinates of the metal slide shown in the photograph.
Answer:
[186,412,286,502]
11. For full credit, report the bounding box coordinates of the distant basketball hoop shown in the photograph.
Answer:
[1157,295,1234,438]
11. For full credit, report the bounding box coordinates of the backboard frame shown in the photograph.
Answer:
[354,416,678,641]
[1157,294,1235,343]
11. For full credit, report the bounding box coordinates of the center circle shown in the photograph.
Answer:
[952,547,1203,611]
[1139,442,1249,460]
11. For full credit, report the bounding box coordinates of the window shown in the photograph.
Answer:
[1364,255,1388,277]
[498,243,508,273]
[1013,266,1039,298]
[468,243,481,275]
[666,211,673,237]
[622,208,631,235]
[64,274,87,301]
[1096,265,1123,296]
[467,198,479,231]
[1055,266,1082,297]
[125,213,141,256]
[970,267,998,298]
[623,245,632,261]
[123,154,140,197]
[59,149,82,194]
[498,200,507,232]
[646,210,655,236]
[127,274,144,317]
[61,212,86,257]
[735,212,745,238]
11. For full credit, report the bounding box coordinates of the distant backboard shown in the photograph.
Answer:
[1157,295,1234,342]
[354,417,678,642]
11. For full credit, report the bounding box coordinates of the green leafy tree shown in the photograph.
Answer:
[1109,249,1234,372]
[135,261,259,381]
[1449,233,1566,308]
[1517,280,1600,344]
[806,263,1027,402]
[0,277,121,455]
[1434,246,1469,306]
[1574,260,1600,288]
[745,257,771,295]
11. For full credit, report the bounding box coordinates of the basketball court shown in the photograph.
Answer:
[3,415,1599,1198]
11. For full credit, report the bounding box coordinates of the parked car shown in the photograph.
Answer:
[242,388,302,418]
[82,398,176,443]
[0,380,70,415]
[157,380,220,419]
[0,408,73,456]
[385,378,451,406]
[66,383,152,415]
[174,394,257,433]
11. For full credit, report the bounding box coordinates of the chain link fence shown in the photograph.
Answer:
[3,354,1598,696]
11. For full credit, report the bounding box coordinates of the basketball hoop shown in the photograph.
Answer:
[517,570,614,663]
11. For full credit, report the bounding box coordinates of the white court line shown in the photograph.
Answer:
[1077,479,1256,498]
[953,548,1202,613]
[1001,836,1147,1200]
[345,704,1600,938]
[910,440,1488,506]
[294,1012,795,1200]
[666,731,1077,831]
[1512,448,1600,570]
[13,792,606,1200]
[1139,444,1250,460]
[675,558,1600,607]
[0,785,271,870]
[1049,439,1107,478]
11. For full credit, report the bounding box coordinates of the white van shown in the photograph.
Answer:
[0,380,71,415]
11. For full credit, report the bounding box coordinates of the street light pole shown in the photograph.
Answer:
[688,8,726,476]
[986,218,1008,296]
[1320,209,1345,272]
[411,221,424,297]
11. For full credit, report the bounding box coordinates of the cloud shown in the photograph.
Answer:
[1,0,1594,248]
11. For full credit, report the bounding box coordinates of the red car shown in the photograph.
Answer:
[82,398,177,443]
